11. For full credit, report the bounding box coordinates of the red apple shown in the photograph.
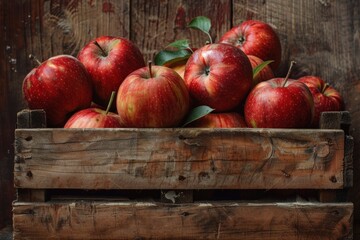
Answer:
[244,62,314,128]
[64,108,122,128]
[77,36,145,108]
[64,92,122,128]
[116,63,190,127]
[298,76,344,127]
[248,55,274,87]
[22,55,93,127]
[188,112,247,128]
[219,20,282,71]
[184,43,253,112]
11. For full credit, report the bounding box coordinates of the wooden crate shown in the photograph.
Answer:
[12,109,354,240]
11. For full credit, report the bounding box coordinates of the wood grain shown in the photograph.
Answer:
[14,128,344,190]
[130,0,232,62]
[233,0,359,81]
[12,201,353,240]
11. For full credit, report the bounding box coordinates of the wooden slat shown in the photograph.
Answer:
[16,109,47,129]
[319,112,353,202]
[12,201,353,240]
[321,111,353,187]
[14,128,344,190]
[344,135,354,188]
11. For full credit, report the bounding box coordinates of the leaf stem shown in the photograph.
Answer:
[282,61,296,87]
[206,32,213,44]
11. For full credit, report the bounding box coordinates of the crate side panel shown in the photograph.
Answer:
[12,201,353,240]
[14,128,344,190]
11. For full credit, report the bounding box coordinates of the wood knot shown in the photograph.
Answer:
[281,170,291,178]
[26,171,33,178]
[198,171,210,181]
[178,175,186,181]
[316,144,330,157]
[330,176,337,183]
[180,211,190,217]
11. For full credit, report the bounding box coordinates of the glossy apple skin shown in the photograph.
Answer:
[184,43,253,112]
[298,76,344,127]
[219,20,282,71]
[188,112,247,128]
[78,36,145,108]
[116,65,190,127]
[64,108,122,128]
[248,55,274,87]
[244,78,314,128]
[22,55,93,127]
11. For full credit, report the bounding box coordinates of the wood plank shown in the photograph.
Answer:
[344,135,354,188]
[320,111,353,187]
[319,111,351,202]
[30,0,131,58]
[12,201,353,240]
[130,0,231,62]
[14,128,344,190]
[16,109,47,129]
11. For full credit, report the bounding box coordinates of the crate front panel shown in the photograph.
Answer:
[12,201,353,240]
[14,128,344,190]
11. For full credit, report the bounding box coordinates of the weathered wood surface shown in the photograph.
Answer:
[14,128,344,190]
[1,0,360,228]
[12,201,353,240]
[131,0,232,61]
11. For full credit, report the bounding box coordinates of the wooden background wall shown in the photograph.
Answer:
[0,0,359,233]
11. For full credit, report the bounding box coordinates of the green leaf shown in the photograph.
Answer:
[154,49,191,66]
[253,60,274,78]
[188,16,212,43]
[182,105,215,127]
[166,39,190,50]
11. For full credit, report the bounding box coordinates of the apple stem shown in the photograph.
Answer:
[322,83,330,93]
[28,54,41,66]
[148,60,153,78]
[93,41,107,56]
[282,61,296,87]
[105,91,116,115]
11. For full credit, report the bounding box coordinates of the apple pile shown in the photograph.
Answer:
[22,16,344,129]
